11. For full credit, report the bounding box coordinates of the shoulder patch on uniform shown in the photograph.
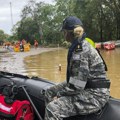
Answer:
[75,45,82,52]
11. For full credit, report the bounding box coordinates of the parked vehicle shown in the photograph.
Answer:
[115,40,120,47]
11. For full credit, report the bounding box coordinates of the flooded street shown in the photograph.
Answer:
[100,48,120,98]
[24,48,120,99]
[24,48,67,83]
[0,47,120,98]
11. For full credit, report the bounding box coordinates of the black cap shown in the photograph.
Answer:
[61,16,83,30]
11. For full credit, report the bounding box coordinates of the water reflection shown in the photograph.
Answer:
[24,49,67,83]
[24,48,120,98]
[100,49,120,98]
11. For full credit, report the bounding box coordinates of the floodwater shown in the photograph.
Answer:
[24,48,120,99]
[24,48,67,83]
[0,48,120,98]
[100,48,120,99]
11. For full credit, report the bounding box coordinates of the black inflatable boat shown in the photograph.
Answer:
[0,71,120,120]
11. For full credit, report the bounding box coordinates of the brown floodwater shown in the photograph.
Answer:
[0,47,120,99]
[24,49,67,83]
[24,48,120,99]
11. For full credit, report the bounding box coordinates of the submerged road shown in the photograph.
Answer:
[0,47,59,74]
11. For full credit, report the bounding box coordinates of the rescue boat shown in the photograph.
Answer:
[0,71,120,120]
[14,43,30,52]
[103,42,115,50]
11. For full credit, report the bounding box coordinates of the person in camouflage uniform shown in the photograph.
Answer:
[44,16,110,120]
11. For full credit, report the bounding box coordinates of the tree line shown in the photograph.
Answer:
[1,0,120,45]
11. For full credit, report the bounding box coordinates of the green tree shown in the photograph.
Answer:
[74,0,120,42]
[13,0,120,45]
[17,17,39,44]
[103,0,120,39]
[0,30,5,41]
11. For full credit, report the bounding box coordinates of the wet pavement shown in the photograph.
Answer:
[0,47,59,74]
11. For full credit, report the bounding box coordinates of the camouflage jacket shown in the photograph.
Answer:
[67,38,106,90]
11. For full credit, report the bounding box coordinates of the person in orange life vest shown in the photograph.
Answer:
[34,40,39,49]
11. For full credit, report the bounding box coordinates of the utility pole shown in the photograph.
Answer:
[100,0,103,43]
[10,2,13,27]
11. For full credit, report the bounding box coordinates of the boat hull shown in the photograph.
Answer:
[0,71,120,120]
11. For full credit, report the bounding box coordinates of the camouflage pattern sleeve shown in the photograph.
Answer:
[69,40,90,89]
[69,40,106,90]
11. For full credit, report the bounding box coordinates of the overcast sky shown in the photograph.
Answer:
[0,0,53,35]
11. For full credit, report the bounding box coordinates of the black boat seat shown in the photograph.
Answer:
[64,97,120,120]
[0,71,120,120]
